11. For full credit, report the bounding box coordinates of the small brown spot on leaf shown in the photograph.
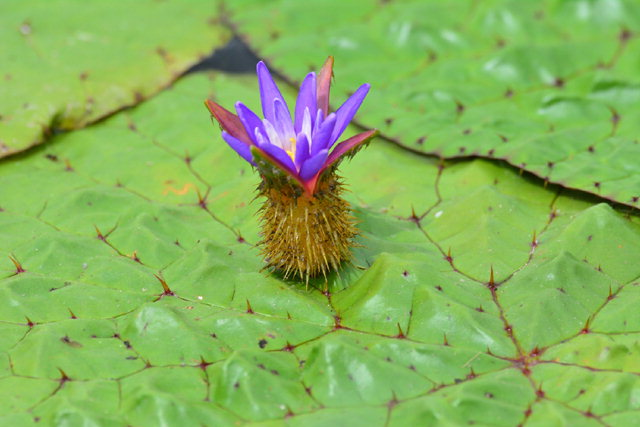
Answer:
[620,28,632,42]
[282,342,295,352]
[487,266,495,290]
[156,47,169,58]
[611,109,620,125]
[396,322,406,339]
[197,357,212,370]
[19,21,32,35]
[60,336,82,348]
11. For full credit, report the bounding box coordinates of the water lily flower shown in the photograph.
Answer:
[205,57,377,195]
[205,57,377,282]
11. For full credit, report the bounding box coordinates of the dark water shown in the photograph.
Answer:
[186,36,259,74]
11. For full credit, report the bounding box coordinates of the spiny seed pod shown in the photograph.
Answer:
[258,173,354,281]
[205,57,377,283]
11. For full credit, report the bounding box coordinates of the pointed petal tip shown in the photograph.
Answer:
[358,82,371,94]
[322,56,334,69]
[317,57,335,116]
[204,98,221,114]
[328,84,372,145]
[256,60,289,123]
[205,99,254,145]
[204,99,216,117]
[256,61,274,80]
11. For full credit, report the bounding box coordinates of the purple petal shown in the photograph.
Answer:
[329,83,370,146]
[312,109,324,134]
[257,61,290,124]
[257,140,297,174]
[294,133,309,169]
[300,108,313,143]
[310,113,336,156]
[300,149,328,181]
[222,131,254,164]
[235,102,264,145]
[295,72,317,133]
[273,98,295,143]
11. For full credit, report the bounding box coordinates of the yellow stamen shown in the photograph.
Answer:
[286,137,296,160]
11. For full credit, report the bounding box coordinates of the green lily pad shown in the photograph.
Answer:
[227,0,640,208]
[1,64,640,425]
[0,0,230,157]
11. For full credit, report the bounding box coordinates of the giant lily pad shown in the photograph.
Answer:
[0,0,230,157]
[1,69,640,425]
[228,0,640,208]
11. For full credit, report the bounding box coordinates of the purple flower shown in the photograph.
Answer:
[205,57,377,195]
